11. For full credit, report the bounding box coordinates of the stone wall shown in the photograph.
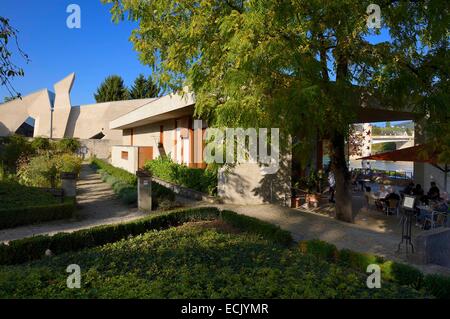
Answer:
[78,139,114,161]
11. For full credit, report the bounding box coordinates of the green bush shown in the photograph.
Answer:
[91,158,137,185]
[0,135,34,174]
[221,210,293,246]
[297,239,450,298]
[389,262,424,289]
[0,195,75,230]
[17,152,82,188]
[298,239,339,262]
[92,158,175,208]
[144,156,218,195]
[0,207,220,265]
[0,181,60,210]
[31,137,52,152]
[424,274,450,299]
[55,138,81,153]
[338,248,384,270]
[0,223,424,299]
[0,207,296,265]
[0,180,73,228]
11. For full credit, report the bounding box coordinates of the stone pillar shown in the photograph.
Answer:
[136,170,152,211]
[60,172,77,197]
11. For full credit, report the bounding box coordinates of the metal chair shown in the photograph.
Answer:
[423,211,447,230]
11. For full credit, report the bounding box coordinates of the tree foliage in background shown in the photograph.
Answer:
[94,75,129,103]
[0,17,29,99]
[129,74,160,99]
[104,0,449,222]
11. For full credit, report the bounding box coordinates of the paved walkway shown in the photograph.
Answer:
[0,164,147,243]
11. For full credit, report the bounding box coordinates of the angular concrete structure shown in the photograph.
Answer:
[0,73,155,144]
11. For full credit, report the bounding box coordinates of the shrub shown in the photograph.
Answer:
[389,262,424,289]
[55,138,81,153]
[0,207,297,265]
[298,239,339,262]
[31,137,52,152]
[0,181,75,229]
[91,158,175,208]
[297,239,450,298]
[17,152,82,188]
[144,156,218,195]
[0,198,75,230]
[221,210,293,246]
[0,135,34,173]
[91,158,137,185]
[338,248,384,270]
[0,207,220,265]
[424,274,450,299]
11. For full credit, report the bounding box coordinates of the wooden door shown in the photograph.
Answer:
[138,147,153,169]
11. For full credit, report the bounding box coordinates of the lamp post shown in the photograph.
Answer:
[50,106,54,139]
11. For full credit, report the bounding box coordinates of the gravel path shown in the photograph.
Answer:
[0,164,147,243]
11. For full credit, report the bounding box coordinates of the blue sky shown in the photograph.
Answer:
[1,0,150,106]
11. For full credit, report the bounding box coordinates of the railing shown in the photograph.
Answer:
[350,168,414,180]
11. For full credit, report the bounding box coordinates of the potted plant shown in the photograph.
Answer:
[294,171,325,208]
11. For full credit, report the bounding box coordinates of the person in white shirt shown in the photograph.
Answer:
[328,171,336,203]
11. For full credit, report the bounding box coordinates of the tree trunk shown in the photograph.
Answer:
[330,130,354,223]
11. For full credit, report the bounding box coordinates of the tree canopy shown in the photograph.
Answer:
[104,0,449,222]
[129,74,160,99]
[94,75,129,103]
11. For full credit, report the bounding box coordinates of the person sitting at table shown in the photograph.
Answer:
[412,184,424,197]
[402,182,415,196]
[427,181,441,201]
[385,188,401,202]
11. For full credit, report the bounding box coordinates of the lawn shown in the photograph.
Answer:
[0,221,424,298]
[0,181,60,210]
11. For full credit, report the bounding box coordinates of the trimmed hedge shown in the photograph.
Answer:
[91,158,137,185]
[0,197,75,230]
[91,158,175,208]
[144,156,218,195]
[0,207,293,265]
[298,239,450,299]
[221,210,293,246]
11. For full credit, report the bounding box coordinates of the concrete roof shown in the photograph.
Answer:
[109,92,195,130]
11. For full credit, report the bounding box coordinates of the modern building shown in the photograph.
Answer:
[1,73,447,203]
[0,73,156,143]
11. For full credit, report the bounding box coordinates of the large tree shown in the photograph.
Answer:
[94,75,129,102]
[104,0,449,222]
[129,74,160,99]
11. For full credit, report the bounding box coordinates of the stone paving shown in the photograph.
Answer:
[0,164,147,243]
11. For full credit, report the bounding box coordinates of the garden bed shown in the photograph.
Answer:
[0,181,75,229]
[0,207,447,298]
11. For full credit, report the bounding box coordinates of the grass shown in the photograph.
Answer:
[0,181,60,210]
[0,221,424,299]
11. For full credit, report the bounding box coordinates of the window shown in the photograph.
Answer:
[121,151,129,160]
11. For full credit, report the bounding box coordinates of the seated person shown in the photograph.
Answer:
[432,200,448,213]
[385,190,400,202]
[402,182,415,196]
[427,182,441,201]
[412,184,424,197]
